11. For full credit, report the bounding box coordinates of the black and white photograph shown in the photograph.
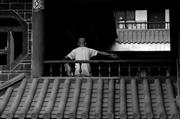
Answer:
[0,0,180,119]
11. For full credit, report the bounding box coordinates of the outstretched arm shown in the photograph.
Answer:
[97,51,119,59]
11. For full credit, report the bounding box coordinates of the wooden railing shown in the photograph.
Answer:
[117,21,170,30]
[43,59,176,77]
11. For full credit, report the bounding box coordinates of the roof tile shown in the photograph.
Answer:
[116,29,170,44]
[0,76,179,119]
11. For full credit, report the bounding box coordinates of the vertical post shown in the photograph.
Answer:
[175,5,180,107]
[32,0,45,77]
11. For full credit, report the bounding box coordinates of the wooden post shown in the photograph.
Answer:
[175,4,180,108]
[32,0,45,77]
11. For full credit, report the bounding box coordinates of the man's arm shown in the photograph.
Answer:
[97,51,119,59]
[64,56,73,76]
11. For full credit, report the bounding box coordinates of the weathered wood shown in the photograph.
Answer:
[31,79,49,119]
[43,79,59,119]
[95,79,103,119]
[120,78,127,119]
[0,87,13,114]
[69,79,81,119]
[0,73,25,91]
[166,78,179,119]
[32,2,45,77]
[81,79,92,119]
[56,79,70,119]
[131,79,140,119]
[18,78,38,119]
[107,79,114,119]
[155,79,166,119]
[143,78,153,119]
[6,78,27,119]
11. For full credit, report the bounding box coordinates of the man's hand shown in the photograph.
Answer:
[110,54,119,59]
[64,63,73,76]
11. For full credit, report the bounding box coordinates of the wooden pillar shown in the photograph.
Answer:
[175,5,180,108]
[32,0,45,77]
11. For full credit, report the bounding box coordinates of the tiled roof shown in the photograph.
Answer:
[0,75,179,119]
[116,29,170,44]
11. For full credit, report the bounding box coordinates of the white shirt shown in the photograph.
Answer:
[67,46,98,76]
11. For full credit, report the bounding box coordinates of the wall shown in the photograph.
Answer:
[0,0,32,81]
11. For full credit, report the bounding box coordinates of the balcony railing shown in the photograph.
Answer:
[117,21,170,30]
[43,59,176,77]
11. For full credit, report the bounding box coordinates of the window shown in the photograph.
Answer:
[112,9,170,51]
[0,11,27,70]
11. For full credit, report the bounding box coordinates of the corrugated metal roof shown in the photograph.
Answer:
[0,76,179,119]
[116,29,170,44]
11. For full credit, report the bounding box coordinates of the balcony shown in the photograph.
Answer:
[0,60,179,119]
[114,22,170,51]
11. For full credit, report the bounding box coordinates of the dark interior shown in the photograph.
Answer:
[44,0,178,60]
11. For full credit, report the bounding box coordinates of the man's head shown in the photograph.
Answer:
[78,37,87,47]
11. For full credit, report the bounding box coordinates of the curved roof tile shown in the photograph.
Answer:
[0,76,179,119]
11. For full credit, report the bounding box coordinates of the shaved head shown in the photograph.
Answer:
[78,37,87,46]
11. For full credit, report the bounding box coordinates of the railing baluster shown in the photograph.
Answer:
[108,63,111,77]
[50,64,52,76]
[60,64,62,76]
[118,63,121,77]
[98,64,101,77]
[128,64,131,76]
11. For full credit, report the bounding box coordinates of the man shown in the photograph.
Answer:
[64,37,119,76]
